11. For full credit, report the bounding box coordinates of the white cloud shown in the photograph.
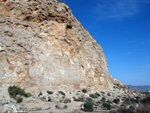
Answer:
[92,0,150,19]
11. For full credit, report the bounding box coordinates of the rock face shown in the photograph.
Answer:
[0,0,113,91]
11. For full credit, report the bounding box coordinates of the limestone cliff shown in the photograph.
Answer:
[0,0,113,91]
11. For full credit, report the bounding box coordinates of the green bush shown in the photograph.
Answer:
[73,97,76,101]
[24,93,32,98]
[16,97,23,103]
[82,88,87,93]
[113,98,120,104]
[47,91,53,95]
[107,92,111,96]
[96,101,102,105]
[83,99,94,112]
[101,91,105,94]
[8,85,32,104]
[135,96,140,100]
[95,92,101,96]
[102,97,106,102]
[18,89,25,96]
[64,105,67,109]
[89,93,99,99]
[86,98,93,103]
[55,105,59,109]
[107,99,112,104]
[8,85,19,98]
[73,97,84,102]
[38,92,42,97]
[41,96,46,101]
[102,103,112,110]
[58,91,65,96]
[8,85,24,99]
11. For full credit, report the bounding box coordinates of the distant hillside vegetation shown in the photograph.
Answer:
[127,85,150,92]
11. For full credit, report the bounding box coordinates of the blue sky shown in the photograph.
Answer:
[64,0,150,86]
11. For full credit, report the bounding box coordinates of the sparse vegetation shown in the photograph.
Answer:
[72,97,76,101]
[89,93,99,99]
[64,105,67,109]
[101,97,106,102]
[135,96,140,100]
[55,105,59,109]
[63,98,71,103]
[47,91,53,95]
[101,91,105,94]
[141,94,150,104]
[16,96,23,103]
[95,92,101,96]
[83,98,94,112]
[58,91,65,96]
[102,103,112,110]
[82,88,87,93]
[8,85,25,99]
[24,93,32,98]
[135,94,150,113]
[7,86,150,112]
[62,96,65,99]
[113,98,120,104]
[123,97,138,105]
[48,97,51,102]
[117,107,134,113]
[8,85,31,103]
[41,96,46,101]
[107,92,111,96]
[118,94,150,113]
[96,100,102,105]
[38,92,42,97]
[107,99,112,104]
[73,97,84,102]
[86,98,93,103]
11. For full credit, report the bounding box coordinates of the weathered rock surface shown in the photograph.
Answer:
[0,0,113,91]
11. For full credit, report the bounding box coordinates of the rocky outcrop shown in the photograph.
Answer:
[0,0,113,92]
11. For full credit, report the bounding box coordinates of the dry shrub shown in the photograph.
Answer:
[63,98,71,104]
[135,94,150,113]
[141,94,150,104]
[135,104,150,113]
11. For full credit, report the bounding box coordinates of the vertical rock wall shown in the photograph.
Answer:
[0,0,112,91]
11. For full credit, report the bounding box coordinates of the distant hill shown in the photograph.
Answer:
[127,85,150,92]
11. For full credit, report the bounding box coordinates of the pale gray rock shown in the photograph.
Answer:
[0,0,115,92]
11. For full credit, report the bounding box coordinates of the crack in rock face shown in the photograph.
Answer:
[0,0,116,92]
